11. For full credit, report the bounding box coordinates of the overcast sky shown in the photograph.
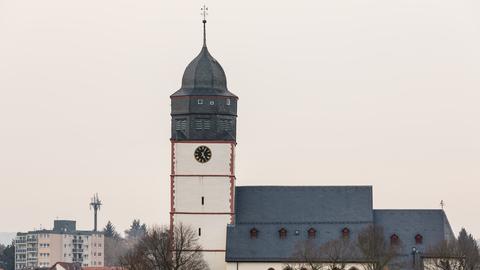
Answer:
[0,0,479,237]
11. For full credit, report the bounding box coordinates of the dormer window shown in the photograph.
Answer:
[341,227,350,238]
[197,99,203,105]
[279,228,287,239]
[226,98,231,106]
[308,228,316,239]
[390,234,400,245]
[250,228,258,239]
[415,234,423,244]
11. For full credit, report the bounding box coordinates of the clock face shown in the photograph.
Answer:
[194,145,212,163]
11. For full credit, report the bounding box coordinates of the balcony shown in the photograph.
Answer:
[72,257,83,262]
[72,248,84,253]
[26,238,37,243]
[26,248,37,252]
[72,239,84,244]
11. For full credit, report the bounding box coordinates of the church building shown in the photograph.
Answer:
[169,18,455,270]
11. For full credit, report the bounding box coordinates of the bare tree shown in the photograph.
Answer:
[286,238,356,270]
[356,225,402,270]
[423,240,465,270]
[105,236,131,266]
[120,224,208,270]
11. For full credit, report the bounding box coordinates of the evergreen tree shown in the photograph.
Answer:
[103,220,120,239]
[125,219,147,240]
[0,242,15,270]
[458,228,480,270]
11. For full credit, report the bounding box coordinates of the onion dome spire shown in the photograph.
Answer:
[171,6,237,98]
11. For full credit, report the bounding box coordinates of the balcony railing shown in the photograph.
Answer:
[72,248,84,253]
[72,239,84,244]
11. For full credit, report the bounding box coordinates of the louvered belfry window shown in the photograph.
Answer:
[175,119,187,131]
[218,119,233,131]
[195,119,211,130]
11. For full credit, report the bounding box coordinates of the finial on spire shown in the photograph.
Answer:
[201,5,208,47]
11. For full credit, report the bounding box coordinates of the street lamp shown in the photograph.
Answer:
[412,247,420,268]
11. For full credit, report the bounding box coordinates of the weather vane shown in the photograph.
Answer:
[201,5,208,22]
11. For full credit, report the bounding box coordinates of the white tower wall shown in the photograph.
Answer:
[171,141,235,270]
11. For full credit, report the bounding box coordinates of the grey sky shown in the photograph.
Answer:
[0,0,479,237]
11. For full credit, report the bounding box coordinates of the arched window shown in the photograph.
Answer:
[250,228,258,239]
[268,268,275,270]
[349,267,359,270]
[308,228,317,239]
[390,234,400,245]
[341,227,350,238]
[279,228,287,239]
[415,234,423,244]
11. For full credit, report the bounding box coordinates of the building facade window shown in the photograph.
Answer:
[226,98,231,105]
[198,228,202,236]
[197,99,203,105]
[209,101,215,105]
[308,228,316,239]
[201,196,205,205]
[279,228,287,239]
[341,227,350,238]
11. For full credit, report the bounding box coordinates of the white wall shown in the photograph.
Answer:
[173,143,234,175]
[173,214,231,249]
[172,142,236,270]
[174,176,232,212]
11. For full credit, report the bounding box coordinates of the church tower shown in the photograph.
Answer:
[170,13,237,270]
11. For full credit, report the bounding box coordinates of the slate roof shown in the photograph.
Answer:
[172,45,237,98]
[226,186,454,262]
[373,209,455,254]
[226,186,374,262]
[235,186,373,224]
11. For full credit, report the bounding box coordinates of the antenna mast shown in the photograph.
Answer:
[90,193,102,231]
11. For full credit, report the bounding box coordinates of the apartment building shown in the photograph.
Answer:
[15,220,104,270]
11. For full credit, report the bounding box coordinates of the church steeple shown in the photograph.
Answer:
[170,13,238,141]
